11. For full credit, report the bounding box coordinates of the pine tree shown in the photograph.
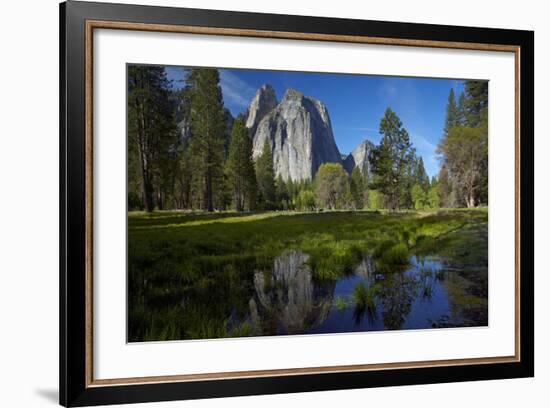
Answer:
[255,139,276,210]
[275,174,290,210]
[186,68,226,212]
[464,81,488,127]
[174,147,193,209]
[370,108,415,211]
[464,80,488,205]
[457,90,467,126]
[437,81,488,208]
[444,88,459,136]
[225,116,257,212]
[128,65,177,212]
[350,167,365,210]
[414,157,430,189]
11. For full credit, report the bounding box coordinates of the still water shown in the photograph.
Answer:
[236,250,486,337]
[129,248,488,342]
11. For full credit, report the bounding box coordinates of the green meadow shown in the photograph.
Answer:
[128,209,488,342]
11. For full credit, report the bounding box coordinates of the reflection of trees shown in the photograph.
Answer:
[251,251,334,335]
[443,269,488,327]
[352,288,378,326]
[376,265,417,330]
[351,260,377,325]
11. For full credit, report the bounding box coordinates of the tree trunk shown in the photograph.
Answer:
[204,171,213,212]
[143,178,154,212]
[157,190,164,211]
[136,97,154,213]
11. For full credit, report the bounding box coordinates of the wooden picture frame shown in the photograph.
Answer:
[60,1,534,406]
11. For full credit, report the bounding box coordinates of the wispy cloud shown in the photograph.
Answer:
[410,133,436,152]
[410,133,439,177]
[219,70,256,110]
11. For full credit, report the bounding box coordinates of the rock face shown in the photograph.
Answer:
[343,139,375,178]
[245,84,278,137]
[250,88,342,181]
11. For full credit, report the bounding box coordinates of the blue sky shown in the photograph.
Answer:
[166,66,465,178]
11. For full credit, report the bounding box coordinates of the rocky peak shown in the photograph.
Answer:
[245,84,277,136]
[250,88,342,181]
[343,139,375,177]
[282,88,304,102]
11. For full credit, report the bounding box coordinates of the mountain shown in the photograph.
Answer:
[245,84,278,137]
[343,139,375,178]
[248,88,342,181]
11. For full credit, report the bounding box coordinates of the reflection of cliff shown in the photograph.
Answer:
[250,251,334,334]
[354,257,375,280]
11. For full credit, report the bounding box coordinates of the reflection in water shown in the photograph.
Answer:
[354,257,375,280]
[251,251,334,335]
[377,270,416,330]
[129,249,488,341]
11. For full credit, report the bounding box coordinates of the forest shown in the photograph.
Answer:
[127,66,488,214]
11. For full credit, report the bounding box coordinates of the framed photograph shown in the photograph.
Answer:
[60,1,534,406]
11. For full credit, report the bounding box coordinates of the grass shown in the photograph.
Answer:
[128,208,488,341]
[352,282,378,309]
[333,296,348,311]
[378,242,410,266]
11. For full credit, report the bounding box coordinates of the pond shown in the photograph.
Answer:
[129,248,488,341]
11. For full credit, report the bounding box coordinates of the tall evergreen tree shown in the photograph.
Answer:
[275,174,290,210]
[225,116,257,212]
[414,157,430,189]
[457,90,467,126]
[174,148,193,209]
[350,167,365,210]
[438,81,488,208]
[370,108,415,211]
[255,139,276,209]
[128,65,177,212]
[464,81,489,127]
[186,68,226,212]
[444,88,459,136]
[464,80,488,205]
